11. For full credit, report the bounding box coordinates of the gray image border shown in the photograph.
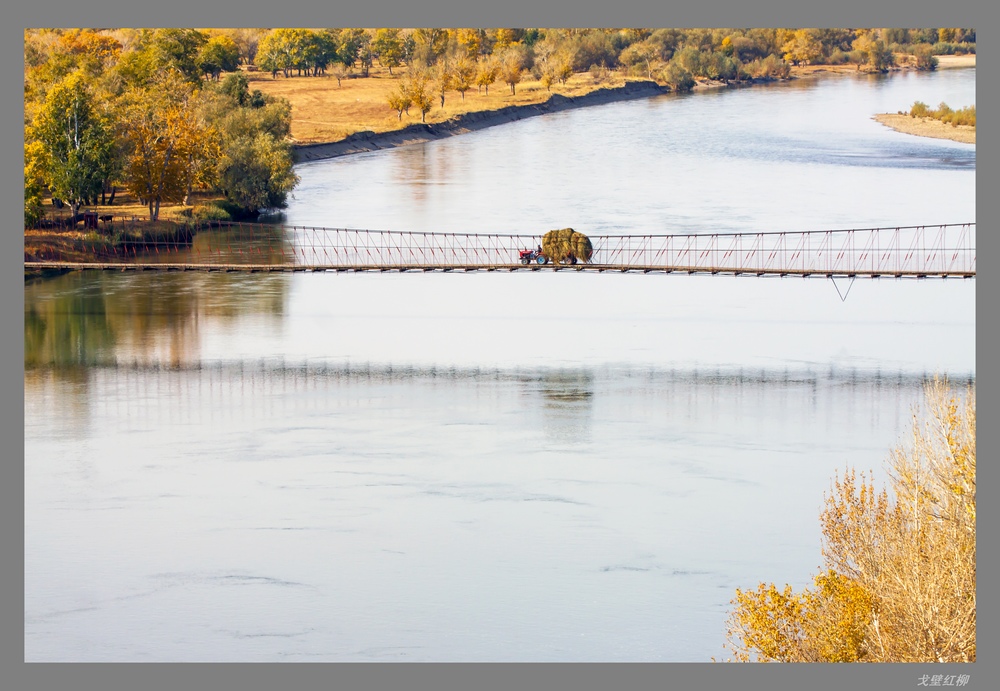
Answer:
[4,1,990,690]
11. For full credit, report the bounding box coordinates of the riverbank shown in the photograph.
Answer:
[872,113,975,144]
[293,80,669,162]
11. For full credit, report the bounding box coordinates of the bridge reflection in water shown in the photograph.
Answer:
[26,222,976,278]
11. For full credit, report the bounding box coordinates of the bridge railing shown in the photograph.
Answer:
[280,223,975,275]
[25,222,976,276]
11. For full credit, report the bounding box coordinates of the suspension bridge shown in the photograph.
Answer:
[25,222,976,279]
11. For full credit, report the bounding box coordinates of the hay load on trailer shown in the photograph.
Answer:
[541,228,593,265]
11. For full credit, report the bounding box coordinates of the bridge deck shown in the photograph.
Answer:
[24,261,975,278]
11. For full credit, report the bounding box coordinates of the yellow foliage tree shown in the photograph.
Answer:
[120,73,217,220]
[724,379,975,663]
[781,29,823,65]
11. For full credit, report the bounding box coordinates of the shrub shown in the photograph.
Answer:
[827,49,849,65]
[660,61,695,91]
[191,203,232,222]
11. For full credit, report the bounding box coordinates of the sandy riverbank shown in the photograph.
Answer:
[872,113,975,144]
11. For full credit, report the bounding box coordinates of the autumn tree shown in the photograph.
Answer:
[455,28,486,59]
[435,63,453,107]
[118,72,214,221]
[781,29,824,65]
[386,83,412,120]
[852,32,895,72]
[330,62,350,86]
[452,56,475,100]
[180,92,221,204]
[499,50,524,95]
[724,379,976,663]
[620,41,658,79]
[405,70,433,122]
[24,139,46,226]
[475,57,499,95]
[225,28,265,65]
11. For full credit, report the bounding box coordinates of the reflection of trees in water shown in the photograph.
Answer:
[391,143,454,208]
[392,144,431,206]
[24,271,290,374]
[536,370,595,445]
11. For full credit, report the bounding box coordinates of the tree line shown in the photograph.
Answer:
[242,27,974,89]
[24,28,298,226]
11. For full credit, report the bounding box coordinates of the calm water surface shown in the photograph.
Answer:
[24,68,974,661]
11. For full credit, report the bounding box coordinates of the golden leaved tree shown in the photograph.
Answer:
[724,378,975,663]
[120,71,218,221]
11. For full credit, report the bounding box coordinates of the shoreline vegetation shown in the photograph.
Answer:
[872,85,977,144]
[24,29,975,268]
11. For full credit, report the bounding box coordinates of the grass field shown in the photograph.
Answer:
[248,65,636,144]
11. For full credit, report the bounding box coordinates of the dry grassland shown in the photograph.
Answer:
[248,66,632,144]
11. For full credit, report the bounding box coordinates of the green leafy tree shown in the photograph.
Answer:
[256,29,295,78]
[912,44,938,71]
[219,132,299,214]
[148,28,208,83]
[198,35,240,80]
[660,60,695,91]
[372,28,404,75]
[32,72,115,219]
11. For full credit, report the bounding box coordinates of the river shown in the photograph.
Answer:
[24,66,975,662]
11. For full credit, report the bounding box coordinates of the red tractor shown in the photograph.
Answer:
[519,247,549,265]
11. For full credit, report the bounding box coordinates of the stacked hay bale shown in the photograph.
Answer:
[542,228,593,264]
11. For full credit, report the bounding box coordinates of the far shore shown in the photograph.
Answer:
[290,55,976,164]
[872,113,975,144]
